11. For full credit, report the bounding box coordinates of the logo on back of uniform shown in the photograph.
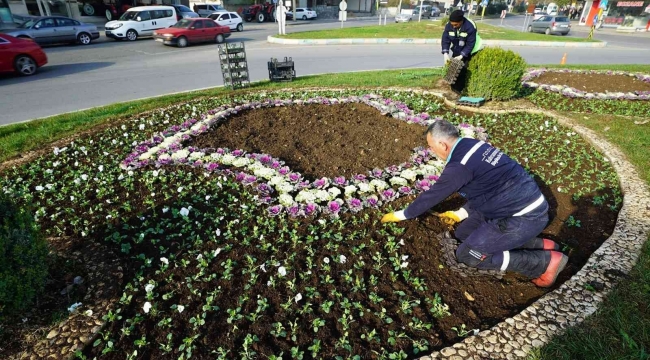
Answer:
[481,146,503,166]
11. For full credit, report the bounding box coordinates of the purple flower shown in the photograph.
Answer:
[257,196,273,205]
[398,186,413,195]
[347,198,363,213]
[193,160,204,167]
[267,205,283,217]
[325,200,343,217]
[371,168,384,178]
[415,179,430,191]
[232,149,244,156]
[296,181,311,190]
[288,173,302,183]
[271,160,282,169]
[242,175,257,185]
[278,166,291,175]
[205,163,219,171]
[387,165,401,175]
[313,177,330,189]
[176,158,188,164]
[353,174,367,181]
[333,176,347,186]
[257,183,273,195]
[287,204,303,218]
[153,136,164,143]
[235,172,247,183]
[364,195,380,208]
[427,175,440,182]
[181,134,191,141]
[217,148,225,154]
[259,154,272,164]
[381,189,398,202]
[157,157,172,166]
[304,203,319,216]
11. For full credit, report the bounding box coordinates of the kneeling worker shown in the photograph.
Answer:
[381,120,568,287]
[442,10,482,93]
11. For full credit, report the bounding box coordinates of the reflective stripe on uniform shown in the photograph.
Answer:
[465,18,483,54]
[500,251,510,271]
[460,141,485,165]
[460,32,468,37]
[448,31,456,36]
[512,194,545,217]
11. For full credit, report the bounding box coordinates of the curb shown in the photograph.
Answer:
[267,35,607,47]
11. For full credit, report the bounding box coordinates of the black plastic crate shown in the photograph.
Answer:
[268,57,296,82]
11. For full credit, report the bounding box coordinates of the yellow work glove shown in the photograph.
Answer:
[381,211,406,223]
[435,208,469,226]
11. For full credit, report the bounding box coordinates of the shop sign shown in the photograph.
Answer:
[616,1,644,6]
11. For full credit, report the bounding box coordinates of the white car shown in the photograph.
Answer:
[105,6,178,41]
[287,8,317,20]
[194,3,227,17]
[208,12,243,32]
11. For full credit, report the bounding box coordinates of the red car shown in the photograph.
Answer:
[153,18,231,48]
[0,34,48,76]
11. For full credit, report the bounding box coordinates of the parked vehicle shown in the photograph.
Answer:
[242,2,276,23]
[208,12,243,32]
[395,12,412,23]
[528,15,571,35]
[105,6,177,41]
[153,18,230,47]
[194,3,226,17]
[170,4,199,20]
[412,5,440,18]
[0,34,48,76]
[286,7,317,20]
[2,16,100,45]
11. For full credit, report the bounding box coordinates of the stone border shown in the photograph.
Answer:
[267,35,608,47]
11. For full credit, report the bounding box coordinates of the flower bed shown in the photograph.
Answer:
[0,90,622,359]
[522,69,650,100]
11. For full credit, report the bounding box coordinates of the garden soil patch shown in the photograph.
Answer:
[534,72,650,93]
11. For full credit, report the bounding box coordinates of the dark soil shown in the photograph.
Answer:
[191,103,427,180]
[534,72,650,93]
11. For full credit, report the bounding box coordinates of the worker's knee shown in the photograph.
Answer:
[456,245,486,268]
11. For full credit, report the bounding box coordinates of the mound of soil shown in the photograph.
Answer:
[534,72,650,93]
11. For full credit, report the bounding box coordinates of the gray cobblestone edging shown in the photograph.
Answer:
[267,35,608,48]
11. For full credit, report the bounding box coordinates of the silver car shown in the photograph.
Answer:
[395,13,413,23]
[2,16,100,45]
[528,15,571,35]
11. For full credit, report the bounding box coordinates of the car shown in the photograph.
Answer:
[2,16,100,45]
[395,12,412,23]
[105,6,178,41]
[194,3,226,17]
[286,7,317,20]
[208,12,243,32]
[170,4,200,20]
[412,5,440,18]
[528,15,571,35]
[153,18,230,47]
[533,12,548,20]
[0,34,48,76]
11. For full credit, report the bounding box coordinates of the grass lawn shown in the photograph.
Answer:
[278,21,598,42]
[1,64,649,360]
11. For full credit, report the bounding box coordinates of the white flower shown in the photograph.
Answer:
[232,157,251,167]
[143,302,152,313]
[401,262,409,268]
[139,153,152,160]
[260,264,267,272]
[278,266,287,276]
[389,177,408,186]
[180,207,190,217]
[269,175,285,186]
[277,182,294,194]
[323,257,330,264]
[139,124,145,130]
[177,305,185,313]
[35,186,44,191]
[160,257,169,265]
[253,168,276,180]
[295,190,316,203]
[399,239,405,246]
[189,152,205,161]
[357,182,371,193]
[295,293,303,302]
[369,179,388,191]
[216,229,221,236]
[145,284,155,293]
[210,153,222,160]
[196,254,203,261]
[401,255,409,261]
[220,154,236,165]
[315,190,330,202]
[67,302,82,313]
[171,150,190,160]
[400,169,418,182]
[327,187,342,198]
[177,187,184,193]
[344,185,358,196]
[339,255,347,264]
[162,207,169,213]
[278,194,295,207]
[213,248,222,257]
[461,128,475,138]
[158,154,171,162]
[84,310,93,317]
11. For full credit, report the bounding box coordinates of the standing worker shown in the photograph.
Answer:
[442,10,483,94]
[381,120,569,288]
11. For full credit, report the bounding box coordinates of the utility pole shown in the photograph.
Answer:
[292,0,296,21]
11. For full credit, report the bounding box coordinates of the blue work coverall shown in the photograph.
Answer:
[403,138,551,277]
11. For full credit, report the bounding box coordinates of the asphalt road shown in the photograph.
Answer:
[1,17,649,125]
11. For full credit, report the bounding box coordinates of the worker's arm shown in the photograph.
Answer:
[460,23,477,59]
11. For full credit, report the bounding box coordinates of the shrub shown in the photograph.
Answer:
[464,47,528,101]
[0,192,48,319]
